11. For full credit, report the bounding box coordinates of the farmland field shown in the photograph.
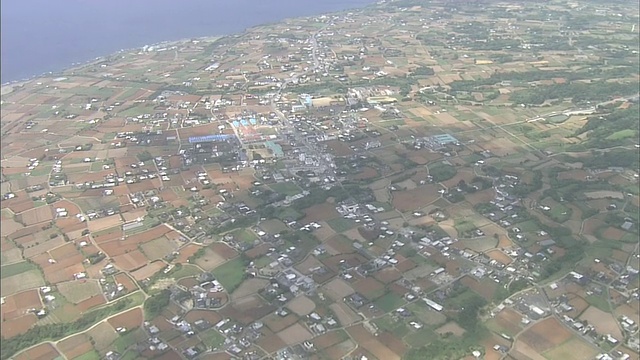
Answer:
[0,262,38,279]
[211,257,248,292]
[194,248,226,271]
[373,292,406,312]
[519,317,572,353]
[140,236,178,260]
[327,217,357,233]
[269,182,302,196]
[57,280,103,304]
[1,270,45,296]
[542,336,598,360]
[86,322,119,352]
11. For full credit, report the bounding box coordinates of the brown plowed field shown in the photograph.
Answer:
[184,309,222,325]
[520,317,572,353]
[303,202,340,224]
[277,323,313,346]
[112,250,148,271]
[130,261,165,281]
[392,185,440,212]
[1,313,37,339]
[57,334,93,359]
[211,242,238,260]
[14,343,61,360]
[108,307,143,329]
[346,325,401,360]
[76,294,107,313]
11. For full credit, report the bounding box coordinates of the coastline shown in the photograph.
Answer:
[1,0,378,86]
[1,35,227,88]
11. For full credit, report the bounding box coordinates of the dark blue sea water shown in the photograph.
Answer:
[1,0,375,83]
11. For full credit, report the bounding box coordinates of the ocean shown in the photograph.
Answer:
[0,0,376,83]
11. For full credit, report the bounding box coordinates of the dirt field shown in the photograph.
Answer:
[392,184,440,212]
[195,248,226,271]
[14,342,61,360]
[87,214,123,232]
[277,323,314,346]
[176,243,203,263]
[57,280,102,304]
[323,278,356,302]
[18,206,53,226]
[579,306,623,339]
[520,317,572,353]
[287,295,316,316]
[346,325,401,360]
[489,308,523,336]
[486,249,513,265]
[543,336,599,360]
[264,313,299,333]
[1,270,45,296]
[130,261,165,281]
[511,339,547,360]
[330,302,361,326]
[601,226,627,241]
[184,309,223,326]
[211,242,238,260]
[435,321,466,336]
[76,294,107,313]
[1,313,38,339]
[86,321,119,351]
[325,340,358,360]
[107,307,143,329]
[114,273,137,293]
[112,250,148,271]
[231,278,269,300]
[257,332,288,354]
[57,334,93,359]
[295,256,325,275]
[303,202,341,224]
[0,289,42,321]
[314,330,348,350]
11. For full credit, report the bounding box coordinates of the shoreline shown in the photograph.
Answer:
[1,34,228,88]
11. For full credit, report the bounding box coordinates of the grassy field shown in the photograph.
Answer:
[112,328,143,353]
[585,295,611,312]
[373,292,406,313]
[606,129,636,140]
[516,220,541,233]
[327,218,357,233]
[254,256,273,268]
[200,328,226,350]
[269,182,303,196]
[212,257,247,292]
[276,207,304,221]
[372,314,410,338]
[0,261,38,279]
[231,228,258,244]
[454,218,478,235]
[404,328,440,347]
[73,350,100,360]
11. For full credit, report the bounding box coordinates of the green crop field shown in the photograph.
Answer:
[0,262,38,279]
[212,257,248,292]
